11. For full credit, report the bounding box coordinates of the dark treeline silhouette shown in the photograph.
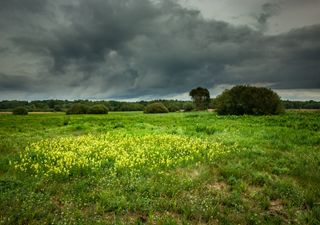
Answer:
[0,99,319,112]
[0,99,193,112]
[282,100,320,109]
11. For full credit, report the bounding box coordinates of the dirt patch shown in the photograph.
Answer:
[29,112,57,114]
[268,199,289,219]
[51,196,63,208]
[287,109,320,112]
[246,185,263,196]
[174,165,206,180]
[207,182,228,191]
[0,112,61,115]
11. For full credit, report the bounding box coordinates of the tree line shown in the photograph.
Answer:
[1,88,319,113]
[1,98,319,113]
[0,99,195,112]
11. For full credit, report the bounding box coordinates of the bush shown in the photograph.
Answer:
[87,104,109,114]
[167,104,180,112]
[66,104,88,115]
[12,107,28,115]
[144,103,169,114]
[214,85,284,115]
[183,102,194,112]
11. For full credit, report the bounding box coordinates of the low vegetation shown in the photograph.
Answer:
[66,103,88,115]
[144,102,169,114]
[0,111,319,224]
[87,104,109,114]
[12,107,28,115]
[15,133,235,177]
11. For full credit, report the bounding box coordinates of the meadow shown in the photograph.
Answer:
[0,111,319,224]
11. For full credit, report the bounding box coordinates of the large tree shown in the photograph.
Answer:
[214,85,284,115]
[189,87,210,110]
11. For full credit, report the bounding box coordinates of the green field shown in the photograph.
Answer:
[0,111,319,224]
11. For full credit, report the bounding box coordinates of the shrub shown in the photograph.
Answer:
[144,103,169,114]
[215,85,284,115]
[87,104,109,114]
[12,107,28,115]
[183,102,194,112]
[66,104,88,115]
[167,104,180,112]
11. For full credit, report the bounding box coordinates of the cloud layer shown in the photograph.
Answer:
[0,0,319,100]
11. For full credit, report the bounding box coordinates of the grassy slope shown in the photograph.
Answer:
[0,111,319,224]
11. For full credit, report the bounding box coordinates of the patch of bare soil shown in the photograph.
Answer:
[269,199,284,214]
[207,182,228,191]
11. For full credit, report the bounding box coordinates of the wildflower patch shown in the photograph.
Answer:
[15,133,237,177]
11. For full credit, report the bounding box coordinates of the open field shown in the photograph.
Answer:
[0,111,319,224]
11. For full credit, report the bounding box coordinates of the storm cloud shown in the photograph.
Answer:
[0,0,319,100]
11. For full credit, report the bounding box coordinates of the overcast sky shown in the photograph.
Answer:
[0,0,319,101]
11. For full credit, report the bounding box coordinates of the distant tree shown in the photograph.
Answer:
[214,85,284,115]
[12,107,28,115]
[87,104,109,114]
[119,103,144,111]
[54,105,63,112]
[108,101,122,111]
[0,100,28,111]
[189,87,210,110]
[282,100,320,109]
[144,103,169,114]
[66,104,88,115]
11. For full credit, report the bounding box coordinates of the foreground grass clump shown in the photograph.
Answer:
[15,133,235,177]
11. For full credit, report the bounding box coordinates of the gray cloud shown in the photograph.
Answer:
[0,73,36,91]
[0,0,319,100]
[256,2,280,31]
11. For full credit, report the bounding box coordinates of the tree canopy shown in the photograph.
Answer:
[214,85,284,115]
[189,87,210,110]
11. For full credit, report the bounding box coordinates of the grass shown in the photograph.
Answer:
[0,111,319,224]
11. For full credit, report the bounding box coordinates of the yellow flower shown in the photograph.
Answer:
[14,132,237,177]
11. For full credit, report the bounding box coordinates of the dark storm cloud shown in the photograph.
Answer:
[0,0,48,29]
[256,2,280,31]
[0,0,319,100]
[11,0,159,73]
[0,0,45,13]
[0,73,34,91]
